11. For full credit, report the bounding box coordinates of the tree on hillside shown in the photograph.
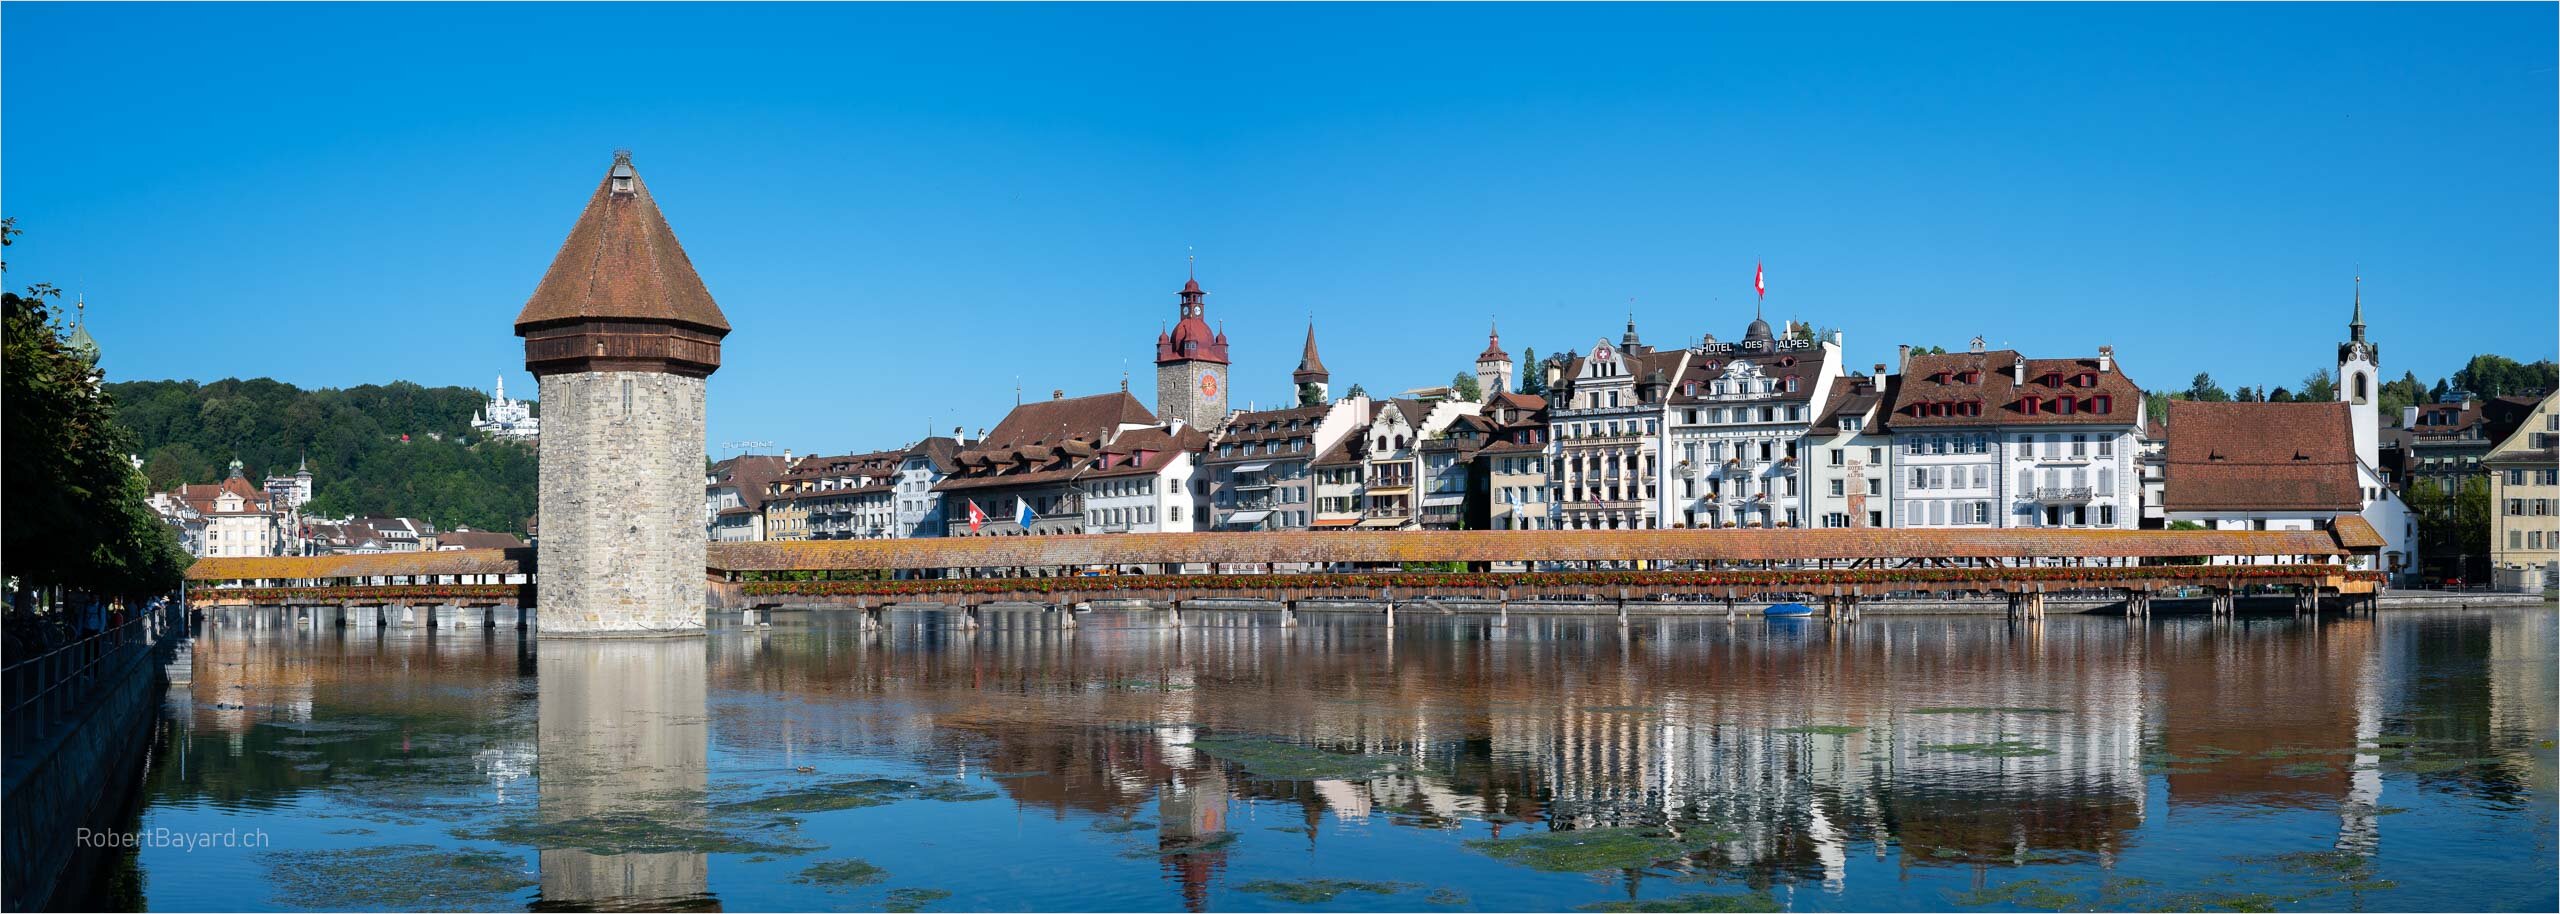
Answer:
[2452,354,2557,399]
[1517,348,1545,396]
[2379,371,2426,420]
[2185,373,2231,402]
[1450,371,1483,402]
[2268,387,2294,402]
[2297,369,2335,403]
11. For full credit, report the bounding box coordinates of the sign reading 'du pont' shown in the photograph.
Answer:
[1694,338,1817,355]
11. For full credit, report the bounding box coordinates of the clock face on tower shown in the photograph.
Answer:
[1200,371,1221,398]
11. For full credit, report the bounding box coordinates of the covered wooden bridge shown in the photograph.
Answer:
[182,520,2385,627]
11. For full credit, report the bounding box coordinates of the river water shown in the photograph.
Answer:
[79,607,2558,912]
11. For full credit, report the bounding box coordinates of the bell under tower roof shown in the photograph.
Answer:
[514,151,730,334]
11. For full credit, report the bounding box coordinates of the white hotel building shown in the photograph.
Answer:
[1665,317,1845,528]
[1884,341,2145,529]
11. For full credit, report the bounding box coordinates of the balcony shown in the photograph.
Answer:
[2029,486,2095,503]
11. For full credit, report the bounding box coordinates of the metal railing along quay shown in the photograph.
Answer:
[3,599,186,758]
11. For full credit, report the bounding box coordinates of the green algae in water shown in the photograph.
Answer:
[1189,737,1405,780]
[457,813,815,857]
[1577,891,1783,913]
[1907,706,2067,715]
[914,780,999,803]
[262,844,532,911]
[1090,818,1156,834]
[1467,827,1693,873]
[2395,756,2500,774]
[1925,741,2057,758]
[1235,879,1418,903]
[1426,887,1471,905]
[883,887,953,912]
[1134,831,1239,858]
[717,778,920,813]
[1773,724,1863,736]
[1948,877,2084,910]
[794,858,888,890]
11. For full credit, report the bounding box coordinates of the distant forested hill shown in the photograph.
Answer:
[107,378,537,533]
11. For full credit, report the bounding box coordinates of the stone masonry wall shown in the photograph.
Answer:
[537,370,707,635]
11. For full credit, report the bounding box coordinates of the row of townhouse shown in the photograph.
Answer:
[691,267,2418,583]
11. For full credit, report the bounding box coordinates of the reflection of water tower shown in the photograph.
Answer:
[1156,763,1231,913]
[536,639,710,907]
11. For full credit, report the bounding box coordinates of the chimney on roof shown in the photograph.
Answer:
[1052,389,1064,400]
[2097,345,2114,372]
[2012,357,2027,385]
[1896,344,1910,370]
[1874,363,1889,378]
[783,449,793,463]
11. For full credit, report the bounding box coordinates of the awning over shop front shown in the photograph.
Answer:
[1311,517,1362,528]
[1356,517,1412,529]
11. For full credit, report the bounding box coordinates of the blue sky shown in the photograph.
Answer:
[6,2,2553,455]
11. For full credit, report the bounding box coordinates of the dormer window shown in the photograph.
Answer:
[2077,372,2099,387]
[610,150,636,194]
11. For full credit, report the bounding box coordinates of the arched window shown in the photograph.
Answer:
[2353,373,2370,404]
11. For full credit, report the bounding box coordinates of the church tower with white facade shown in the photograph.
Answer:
[2339,277,2382,469]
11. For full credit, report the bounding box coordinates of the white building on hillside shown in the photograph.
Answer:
[471,375,540,441]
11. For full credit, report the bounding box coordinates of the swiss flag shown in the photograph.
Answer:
[966,499,988,533]
[1754,262,1765,300]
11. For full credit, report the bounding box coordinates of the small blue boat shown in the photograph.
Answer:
[1764,602,1815,617]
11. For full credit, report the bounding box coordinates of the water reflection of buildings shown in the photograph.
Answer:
[702,615,2170,895]
[536,639,711,909]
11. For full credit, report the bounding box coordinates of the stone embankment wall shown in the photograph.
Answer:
[3,627,175,911]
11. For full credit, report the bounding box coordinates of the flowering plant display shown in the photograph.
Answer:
[197,584,521,603]
[741,565,2376,598]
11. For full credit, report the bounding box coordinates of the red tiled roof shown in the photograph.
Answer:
[1886,349,2142,428]
[514,153,729,333]
[2163,401,2362,512]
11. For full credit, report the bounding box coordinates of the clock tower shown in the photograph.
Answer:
[1154,269,1230,431]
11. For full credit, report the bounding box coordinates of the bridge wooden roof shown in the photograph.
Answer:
[186,548,532,582]
[704,522,2370,573]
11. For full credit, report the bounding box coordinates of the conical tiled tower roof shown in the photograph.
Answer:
[515,152,729,333]
[1293,321,1328,385]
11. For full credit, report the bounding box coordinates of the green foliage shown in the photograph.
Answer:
[107,377,537,533]
[2186,372,2231,402]
[1345,383,1369,399]
[1297,382,1324,408]
[1450,371,1482,402]
[2297,368,2335,403]
[2403,476,2490,575]
[2451,354,2557,399]
[2378,371,2425,419]
[1516,348,1546,396]
[2,218,190,596]
[2268,387,2295,402]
